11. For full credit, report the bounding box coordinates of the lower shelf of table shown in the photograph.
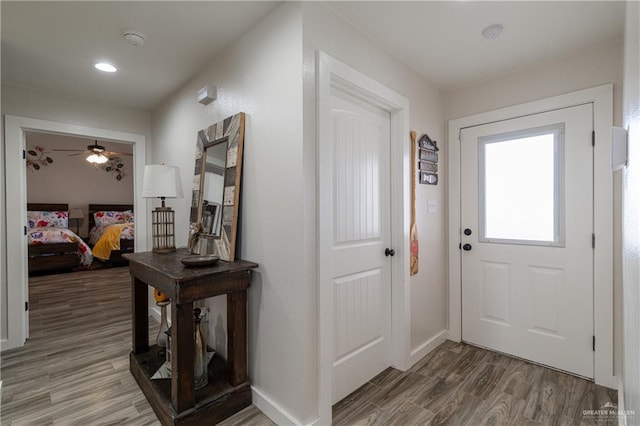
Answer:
[130,346,251,426]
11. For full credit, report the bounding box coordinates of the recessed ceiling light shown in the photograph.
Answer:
[94,62,117,73]
[482,24,504,40]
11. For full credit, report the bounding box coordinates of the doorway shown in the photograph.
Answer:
[460,104,594,378]
[3,115,147,351]
[317,51,411,424]
[448,85,615,388]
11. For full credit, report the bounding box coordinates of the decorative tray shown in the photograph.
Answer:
[180,255,220,268]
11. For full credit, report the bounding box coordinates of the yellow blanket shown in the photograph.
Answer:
[92,224,125,261]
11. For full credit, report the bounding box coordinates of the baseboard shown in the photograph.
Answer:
[252,386,312,425]
[409,329,449,367]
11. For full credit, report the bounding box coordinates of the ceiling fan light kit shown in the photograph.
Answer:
[86,153,108,164]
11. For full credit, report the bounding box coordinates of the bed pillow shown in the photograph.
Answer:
[123,210,134,223]
[94,210,126,226]
[27,210,68,228]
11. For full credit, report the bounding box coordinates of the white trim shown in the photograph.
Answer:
[617,376,626,426]
[409,330,449,366]
[448,84,615,388]
[2,115,147,351]
[252,386,308,426]
[317,51,410,425]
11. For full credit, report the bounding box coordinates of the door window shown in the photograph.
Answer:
[478,123,565,246]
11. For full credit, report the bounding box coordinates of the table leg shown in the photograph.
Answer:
[132,277,148,354]
[227,289,247,386]
[171,301,195,414]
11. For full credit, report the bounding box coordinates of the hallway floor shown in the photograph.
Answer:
[0,268,617,425]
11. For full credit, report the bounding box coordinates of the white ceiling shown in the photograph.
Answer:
[1,1,282,111]
[328,1,625,90]
[1,1,625,111]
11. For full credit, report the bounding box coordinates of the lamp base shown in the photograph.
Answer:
[151,206,176,253]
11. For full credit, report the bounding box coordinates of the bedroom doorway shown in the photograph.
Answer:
[3,115,147,351]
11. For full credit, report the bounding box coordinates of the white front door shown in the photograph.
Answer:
[329,88,393,403]
[460,103,594,378]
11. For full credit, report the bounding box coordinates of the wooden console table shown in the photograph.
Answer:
[124,249,258,425]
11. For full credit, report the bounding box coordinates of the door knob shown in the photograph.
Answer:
[385,248,395,257]
[464,228,472,236]
[462,244,472,251]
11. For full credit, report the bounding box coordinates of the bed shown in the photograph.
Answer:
[27,203,93,274]
[88,204,135,264]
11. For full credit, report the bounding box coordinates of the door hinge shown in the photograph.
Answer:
[593,335,596,351]
[592,131,595,147]
[592,233,596,249]
[25,302,29,312]
[23,226,27,236]
[22,149,26,159]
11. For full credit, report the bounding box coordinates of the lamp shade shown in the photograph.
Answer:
[68,208,84,219]
[142,165,183,198]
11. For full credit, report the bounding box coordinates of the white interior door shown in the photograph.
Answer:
[330,88,392,403]
[460,103,594,378]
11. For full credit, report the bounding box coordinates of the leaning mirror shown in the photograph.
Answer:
[189,112,245,261]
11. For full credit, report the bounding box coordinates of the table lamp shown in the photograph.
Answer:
[143,164,183,253]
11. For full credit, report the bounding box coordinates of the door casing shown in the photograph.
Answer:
[317,51,410,425]
[3,115,147,351]
[447,85,615,389]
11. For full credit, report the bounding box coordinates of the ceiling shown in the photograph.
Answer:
[26,132,133,156]
[328,1,625,90]
[1,1,282,111]
[1,1,625,111]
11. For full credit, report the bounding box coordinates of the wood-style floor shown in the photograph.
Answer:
[1,267,617,425]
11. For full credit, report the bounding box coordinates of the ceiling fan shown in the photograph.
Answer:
[53,141,132,164]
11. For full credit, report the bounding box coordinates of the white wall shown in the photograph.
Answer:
[1,83,150,342]
[622,1,640,420]
[152,3,446,422]
[444,39,624,381]
[25,133,133,237]
[445,40,623,123]
[150,3,310,423]
[303,2,447,363]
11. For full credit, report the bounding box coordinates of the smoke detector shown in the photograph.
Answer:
[482,24,503,40]
[122,30,146,48]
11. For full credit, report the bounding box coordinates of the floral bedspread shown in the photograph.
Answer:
[89,223,134,246]
[28,227,93,267]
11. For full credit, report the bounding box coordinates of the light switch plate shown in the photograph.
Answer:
[427,199,437,213]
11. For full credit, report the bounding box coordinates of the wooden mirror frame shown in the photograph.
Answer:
[189,112,245,261]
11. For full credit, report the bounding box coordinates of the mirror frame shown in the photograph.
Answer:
[189,112,245,261]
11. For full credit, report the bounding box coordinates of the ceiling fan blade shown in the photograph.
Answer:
[68,153,84,157]
[53,149,84,152]
[105,151,133,157]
